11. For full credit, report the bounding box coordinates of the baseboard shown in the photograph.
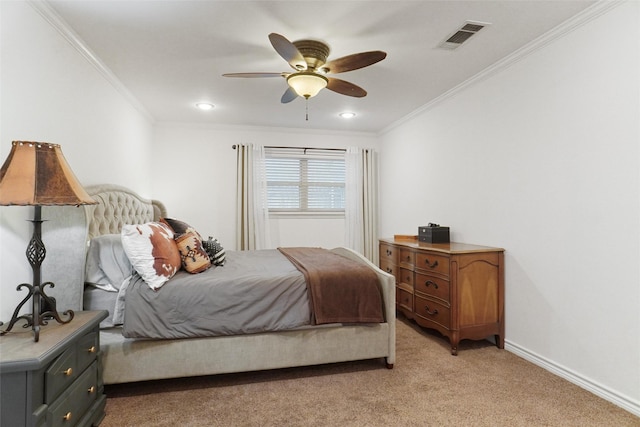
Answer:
[505,340,640,417]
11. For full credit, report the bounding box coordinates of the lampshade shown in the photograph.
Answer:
[287,72,328,99]
[0,141,96,206]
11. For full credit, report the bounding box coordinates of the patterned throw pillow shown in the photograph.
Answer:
[121,222,181,290]
[175,231,211,273]
[160,217,212,272]
[160,217,201,238]
[202,237,226,266]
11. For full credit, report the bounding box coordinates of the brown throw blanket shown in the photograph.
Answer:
[278,247,384,324]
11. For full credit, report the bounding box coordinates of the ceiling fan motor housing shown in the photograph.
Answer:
[293,40,330,70]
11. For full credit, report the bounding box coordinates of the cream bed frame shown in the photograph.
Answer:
[79,184,395,384]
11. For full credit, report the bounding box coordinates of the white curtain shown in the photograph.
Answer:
[236,143,271,250]
[345,147,378,262]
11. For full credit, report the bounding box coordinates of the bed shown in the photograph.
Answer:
[74,184,395,384]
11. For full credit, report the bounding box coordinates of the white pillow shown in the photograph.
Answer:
[120,222,181,290]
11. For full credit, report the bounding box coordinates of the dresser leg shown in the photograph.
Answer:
[450,332,459,356]
[495,334,504,349]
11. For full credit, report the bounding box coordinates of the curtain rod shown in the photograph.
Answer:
[232,144,345,152]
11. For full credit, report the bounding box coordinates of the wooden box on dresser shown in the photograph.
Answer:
[380,237,504,355]
[0,310,108,427]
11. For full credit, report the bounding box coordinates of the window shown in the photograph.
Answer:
[265,147,345,214]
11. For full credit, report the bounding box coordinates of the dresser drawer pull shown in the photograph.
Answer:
[424,305,439,316]
[386,249,392,256]
[88,386,96,394]
[87,345,97,353]
[62,368,73,376]
[386,267,393,273]
[63,412,72,422]
[405,255,411,261]
[424,259,439,269]
[425,280,439,289]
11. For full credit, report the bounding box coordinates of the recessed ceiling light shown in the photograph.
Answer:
[339,112,356,119]
[196,102,215,110]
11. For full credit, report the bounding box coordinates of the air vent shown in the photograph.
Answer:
[438,21,490,50]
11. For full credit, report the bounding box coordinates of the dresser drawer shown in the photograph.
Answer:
[415,273,450,304]
[48,361,99,427]
[379,259,397,281]
[398,267,414,287]
[379,243,398,264]
[399,248,415,269]
[415,252,450,277]
[414,295,450,329]
[396,287,413,312]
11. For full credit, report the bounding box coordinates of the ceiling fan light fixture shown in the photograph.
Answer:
[287,72,328,99]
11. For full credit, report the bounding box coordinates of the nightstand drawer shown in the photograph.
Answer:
[415,273,450,304]
[45,346,78,404]
[48,361,99,427]
[415,252,450,277]
[76,331,99,373]
[414,295,450,329]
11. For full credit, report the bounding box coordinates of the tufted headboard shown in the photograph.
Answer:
[83,184,167,240]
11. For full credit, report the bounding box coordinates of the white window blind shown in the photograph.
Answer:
[265,147,345,213]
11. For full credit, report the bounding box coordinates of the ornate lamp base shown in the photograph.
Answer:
[0,206,74,342]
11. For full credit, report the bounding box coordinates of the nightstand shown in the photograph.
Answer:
[0,310,108,427]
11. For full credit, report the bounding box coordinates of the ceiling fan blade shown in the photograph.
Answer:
[222,72,286,78]
[326,78,367,98]
[321,51,387,74]
[281,87,298,104]
[268,33,307,71]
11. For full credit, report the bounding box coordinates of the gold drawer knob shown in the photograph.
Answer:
[63,368,73,376]
[87,345,96,353]
[88,386,96,394]
[63,412,72,422]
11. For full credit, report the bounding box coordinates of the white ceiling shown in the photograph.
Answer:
[46,0,596,133]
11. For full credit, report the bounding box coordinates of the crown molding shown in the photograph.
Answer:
[28,0,155,124]
[155,120,378,138]
[380,0,624,136]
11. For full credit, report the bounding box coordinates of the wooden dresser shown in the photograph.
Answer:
[0,310,108,427]
[380,237,504,355]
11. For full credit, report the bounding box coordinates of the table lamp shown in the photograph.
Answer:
[0,141,96,342]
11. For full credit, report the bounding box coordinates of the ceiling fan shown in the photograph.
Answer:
[223,33,386,103]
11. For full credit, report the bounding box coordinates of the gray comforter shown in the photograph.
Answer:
[121,249,311,339]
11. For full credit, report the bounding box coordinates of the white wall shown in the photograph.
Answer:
[152,123,378,250]
[0,2,154,320]
[379,1,639,414]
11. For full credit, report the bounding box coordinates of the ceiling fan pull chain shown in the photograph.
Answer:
[305,98,309,121]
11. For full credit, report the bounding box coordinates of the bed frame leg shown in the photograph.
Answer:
[385,359,394,369]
